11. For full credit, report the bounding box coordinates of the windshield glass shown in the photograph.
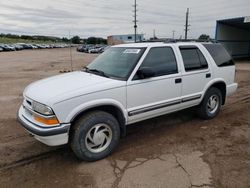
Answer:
[86,47,146,80]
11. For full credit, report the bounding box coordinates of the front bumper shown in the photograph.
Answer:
[17,106,70,146]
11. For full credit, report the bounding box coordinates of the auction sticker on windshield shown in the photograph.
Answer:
[123,49,141,54]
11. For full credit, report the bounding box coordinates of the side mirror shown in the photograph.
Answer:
[136,67,155,79]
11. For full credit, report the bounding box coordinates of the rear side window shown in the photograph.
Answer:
[139,47,178,77]
[180,46,208,71]
[203,43,234,67]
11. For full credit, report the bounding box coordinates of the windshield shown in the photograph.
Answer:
[86,47,146,80]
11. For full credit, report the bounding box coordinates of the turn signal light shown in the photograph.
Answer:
[34,115,59,126]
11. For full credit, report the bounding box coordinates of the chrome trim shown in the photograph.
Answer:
[23,96,55,116]
[128,94,202,116]
[23,105,56,119]
[129,74,181,86]
[128,99,181,116]
[18,106,70,136]
[182,94,202,102]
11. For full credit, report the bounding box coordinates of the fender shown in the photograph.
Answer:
[201,78,226,100]
[65,99,127,123]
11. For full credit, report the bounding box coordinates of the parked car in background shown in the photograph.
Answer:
[0,44,15,51]
[20,43,33,49]
[13,44,24,51]
[6,44,15,51]
[88,47,102,53]
[77,44,109,54]
[0,43,70,52]
[77,44,92,53]
[76,45,85,52]
[0,42,69,52]
[100,45,110,53]
[34,44,43,49]
[0,44,6,51]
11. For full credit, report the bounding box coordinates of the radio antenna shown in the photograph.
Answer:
[69,30,73,71]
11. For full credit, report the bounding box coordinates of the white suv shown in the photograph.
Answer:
[18,42,238,161]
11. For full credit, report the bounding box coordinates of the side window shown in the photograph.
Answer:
[139,47,178,77]
[180,46,208,71]
[203,43,234,67]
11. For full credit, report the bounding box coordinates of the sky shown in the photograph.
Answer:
[0,0,249,39]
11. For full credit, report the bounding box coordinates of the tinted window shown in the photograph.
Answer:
[203,43,234,67]
[139,47,178,77]
[197,49,208,67]
[180,47,208,71]
[87,47,146,80]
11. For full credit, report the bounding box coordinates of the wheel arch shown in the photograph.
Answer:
[203,80,226,105]
[69,102,127,137]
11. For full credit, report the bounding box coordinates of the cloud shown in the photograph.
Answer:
[0,0,249,39]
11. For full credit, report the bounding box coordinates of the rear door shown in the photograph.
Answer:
[178,45,211,108]
[126,46,182,123]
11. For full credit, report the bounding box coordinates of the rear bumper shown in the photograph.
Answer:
[226,83,238,96]
[17,106,70,146]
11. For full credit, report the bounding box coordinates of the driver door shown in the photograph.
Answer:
[126,46,182,123]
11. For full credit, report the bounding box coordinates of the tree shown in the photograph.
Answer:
[71,36,81,44]
[198,34,210,41]
[21,35,33,40]
[86,37,97,44]
[86,37,107,44]
[62,37,69,43]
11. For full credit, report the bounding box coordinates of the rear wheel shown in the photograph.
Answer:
[70,111,120,161]
[197,87,222,119]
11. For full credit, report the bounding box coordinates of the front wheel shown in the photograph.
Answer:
[197,87,222,119]
[70,111,120,161]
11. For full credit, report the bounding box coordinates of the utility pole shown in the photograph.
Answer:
[153,29,156,39]
[184,8,190,40]
[172,30,176,39]
[133,0,138,43]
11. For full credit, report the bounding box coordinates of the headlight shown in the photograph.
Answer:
[32,101,54,116]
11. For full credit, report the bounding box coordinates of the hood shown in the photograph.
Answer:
[24,71,125,105]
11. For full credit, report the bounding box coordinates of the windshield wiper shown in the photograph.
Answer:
[82,67,110,78]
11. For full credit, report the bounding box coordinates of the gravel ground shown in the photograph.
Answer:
[0,48,249,188]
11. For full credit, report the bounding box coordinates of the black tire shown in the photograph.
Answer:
[197,87,222,120]
[70,111,120,161]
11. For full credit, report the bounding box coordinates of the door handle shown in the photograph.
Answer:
[206,73,211,78]
[175,78,182,84]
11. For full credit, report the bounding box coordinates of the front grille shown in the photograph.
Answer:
[26,99,32,106]
[23,98,32,109]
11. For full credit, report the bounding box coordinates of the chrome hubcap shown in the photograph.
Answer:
[85,124,112,153]
[207,95,219,114]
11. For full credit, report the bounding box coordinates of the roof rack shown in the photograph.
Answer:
[139,39,218,44]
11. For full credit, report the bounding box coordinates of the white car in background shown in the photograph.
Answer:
[18,42,237,161]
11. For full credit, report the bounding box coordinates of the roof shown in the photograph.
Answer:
[113,42,205,48]
[217,16,250,31]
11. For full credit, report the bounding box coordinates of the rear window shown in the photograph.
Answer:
[203,43,234,67]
